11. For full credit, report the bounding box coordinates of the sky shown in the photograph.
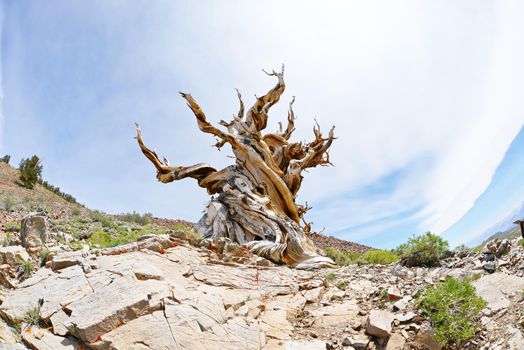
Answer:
[1,1,524,248]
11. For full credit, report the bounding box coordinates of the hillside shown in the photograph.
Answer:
[2,161,524,349]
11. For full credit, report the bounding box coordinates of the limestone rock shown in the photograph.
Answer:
[366,309,395,338]
[0,318,20,344]
[387,287,402,301]
[473,273,524,314]
[311,300,359,327]
[50,251,92,271]
[21,325,81,350]
[0,246,30,265]
[65,278,170,343]
[21,213,47,248]
[283,340,327,350]
[133,263,164,280]
[386,333,406,350]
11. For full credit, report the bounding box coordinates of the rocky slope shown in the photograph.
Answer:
[1,212,524,349]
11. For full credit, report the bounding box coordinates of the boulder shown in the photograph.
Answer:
[0,246,30,265]
[473,273,524,314]
[386,333,406,350]
[21,213,47,248]
[387,287,402,301]
[366,309,395,338]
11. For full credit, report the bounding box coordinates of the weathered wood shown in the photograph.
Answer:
[136,68,336,268]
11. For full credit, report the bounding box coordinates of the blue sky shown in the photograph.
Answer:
[1,1,524,248]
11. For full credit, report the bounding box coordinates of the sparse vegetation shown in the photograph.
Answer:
[87,231,112,247]
[40,250,50,267]
[519,239,524,248]
[119,211,153,225]
[19,155,43,189]
[0,155,10,164]
[18,260,34,276]
[324,247,363,266]
[416,276,486,346]
[360,249,399,265]
[324,272,336,282]
[22,306,45,327]
[396,232,450,267]
[324,247,398,266]
[3,220,20,232]
[335,281,347,290]
[72,207,81,216]
[91,210,116,229]
[39,179,78,203]
[2,196,15,211]
[380,288,389,300]
[2,233,14,247]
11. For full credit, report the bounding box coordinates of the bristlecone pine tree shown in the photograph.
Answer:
[136,67,336,268]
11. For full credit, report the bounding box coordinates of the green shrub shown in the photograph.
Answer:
[22,306,44,327]
[72,207,81,216]
[416,277,486,346]
[2,233,14,247]
[91,211,116,229]
[519,239,524,248]
[360,249,399,265]
[87,231,112,247]
[324,272,336,282]
[19,155,42,189]
[324,247,362,266]
[336,281,347,290]
[3,220,20,232]
[0,155,10,164]
[3,196,15,211]
[40,250,50,267]
[119,211,153,226]
[20,260,34,275]
[396,232,450,267]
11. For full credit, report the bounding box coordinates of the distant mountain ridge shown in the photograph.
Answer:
[478,201,524,246]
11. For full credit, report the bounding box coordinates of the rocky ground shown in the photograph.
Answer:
[0,211,524,349]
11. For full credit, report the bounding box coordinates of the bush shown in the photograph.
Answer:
[91,211,116,229]
[396,232,450,267]
[3,196,15,211]
[0,155,10,164]
[119,211,153,226]
[324,247,398,266]
[3,220,20,232]
[360,249,399,265]
[72,207,81,216]
[324,247,362,266]
[40,250,50,267]
[87,231,112,247]
[416,277,486,346]
[19,155,42,189]
[323,272,336,282]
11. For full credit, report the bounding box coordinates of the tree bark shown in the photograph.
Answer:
[136,67,336,269]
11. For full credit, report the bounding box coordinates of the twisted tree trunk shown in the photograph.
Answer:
[136,67,336,268]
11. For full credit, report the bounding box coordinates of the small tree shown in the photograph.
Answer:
[19,155,42,189]
[0,155,10,164]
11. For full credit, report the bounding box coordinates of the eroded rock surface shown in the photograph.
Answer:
[2,234,524,349]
